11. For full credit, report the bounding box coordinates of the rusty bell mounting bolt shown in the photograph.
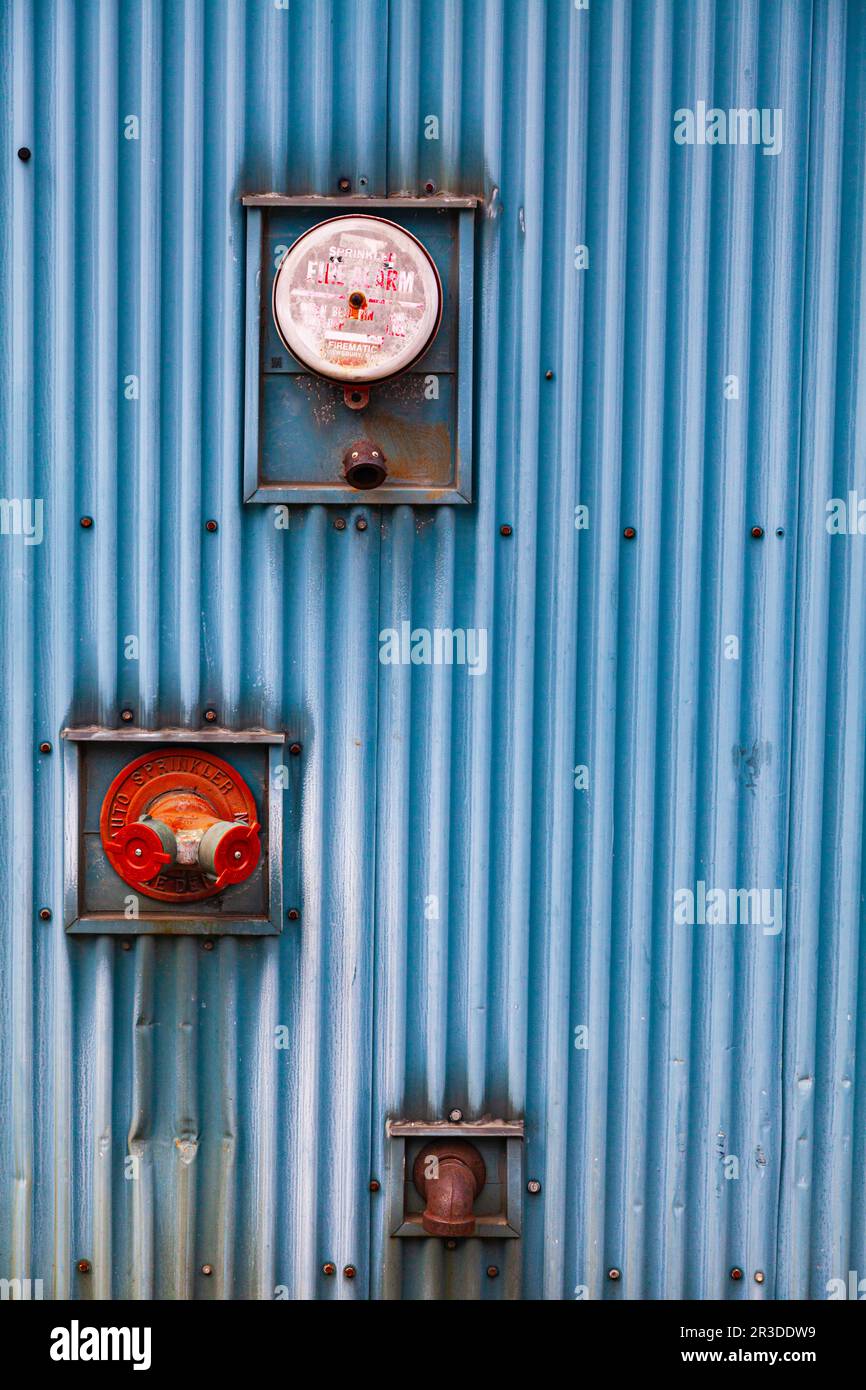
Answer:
[343,440,388,491]
[413,1140,486,1238]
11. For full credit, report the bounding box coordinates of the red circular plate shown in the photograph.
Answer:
[100,748,260,902]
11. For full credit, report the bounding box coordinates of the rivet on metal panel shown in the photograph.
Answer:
[623,527,636,540]
[80,516,93,529]
[499,525,512,537]
[289,742,302,756]
[334,518,347,531]
[486,1266,499,1279]
[355,517,368,531]
[730,1267,744,1281]
[39,908,51,921]
[444,1239,457,1250]
[17,146,31,161]
[287,908,300,921]
[77,1260,91,1275]
[526,1179,541,1195]
[201,1264,213,1276]
[448,1108,464,1122]
[751,526,764,539]
[322,1262,336,1276]
[424,181,436,194]
[121,940,132,951]
[39,741,52,754]
[205,519,218,533]
[754,1270,765,1284]
[203,708,218,722]
[343,1265,356,1279]
[545,370,554,380]
[337,177,351,192]
[368,1179,380,1192]
[120,708,134,723]
[607,1267,621,1281]
[202,940,215,951]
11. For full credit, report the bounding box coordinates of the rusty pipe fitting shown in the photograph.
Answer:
[343,440,387,491]
[413,1141,486,1238]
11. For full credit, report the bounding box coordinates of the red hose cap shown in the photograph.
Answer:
[211,821,261,889]
[107,822,172,881]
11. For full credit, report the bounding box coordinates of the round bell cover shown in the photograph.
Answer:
[272,214,442,383]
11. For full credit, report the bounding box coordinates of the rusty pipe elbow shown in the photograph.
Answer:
[343,440,387,490]
[413,1141,486,1238]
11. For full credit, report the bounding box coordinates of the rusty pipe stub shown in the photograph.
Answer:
[342,440,388,490]
[413,1141,486,1238]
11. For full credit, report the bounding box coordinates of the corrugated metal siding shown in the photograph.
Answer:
[1,0,865,1301]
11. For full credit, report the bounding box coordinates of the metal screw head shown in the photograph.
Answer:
[448,1107,463,1123]
[343,1265,357,1279]
[730,1267,744,1281]
[201,1264,213,1276]
[356,517,368,531]
[334,517,347,531]
[204,708,217,723]
[120,708,134,723]
[202,940,215,951]
[133,847,143,858]
[545,369,554,380]
[233,849,243,861]
[39,741,52,754]
[351,451,359,460]
[39,908,52,921]
[205,519,218,533]
[289,742,302,756]
[607,1267,621,1281]
[486,1265,499,1279]
[754,1270,765,1284]
[500,524,513,537]
[17,147,31,161]
[121,940,132,951]
[371,451,379,458]
[77,1260,91,1275]
[80,515,93,529]
[368,1179,380,1192]
[527,1179,542,1195]
[424,180,436,194]
[287,908,300,921]
[322,1262,336,1276]
[751,526,764,539]
[623,526,636,540]
[337,177,351,192]
[444,1239,457,1250]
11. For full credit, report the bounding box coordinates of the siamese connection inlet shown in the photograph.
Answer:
[413,1141,487,1238]
[107,791,260,889]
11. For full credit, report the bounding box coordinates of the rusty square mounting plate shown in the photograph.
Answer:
[62,727,288,935]
[241,195,477,506]
[386,1117,525,1239]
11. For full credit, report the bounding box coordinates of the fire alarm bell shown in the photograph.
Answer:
[242,194,477,505]
[272,215,443,385]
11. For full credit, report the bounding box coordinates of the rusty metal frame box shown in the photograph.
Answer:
[386,1118,524,1239]
[241,195,477,506]
[61,727,287,936]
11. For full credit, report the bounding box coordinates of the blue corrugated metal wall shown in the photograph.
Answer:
[2,0,865,1301]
